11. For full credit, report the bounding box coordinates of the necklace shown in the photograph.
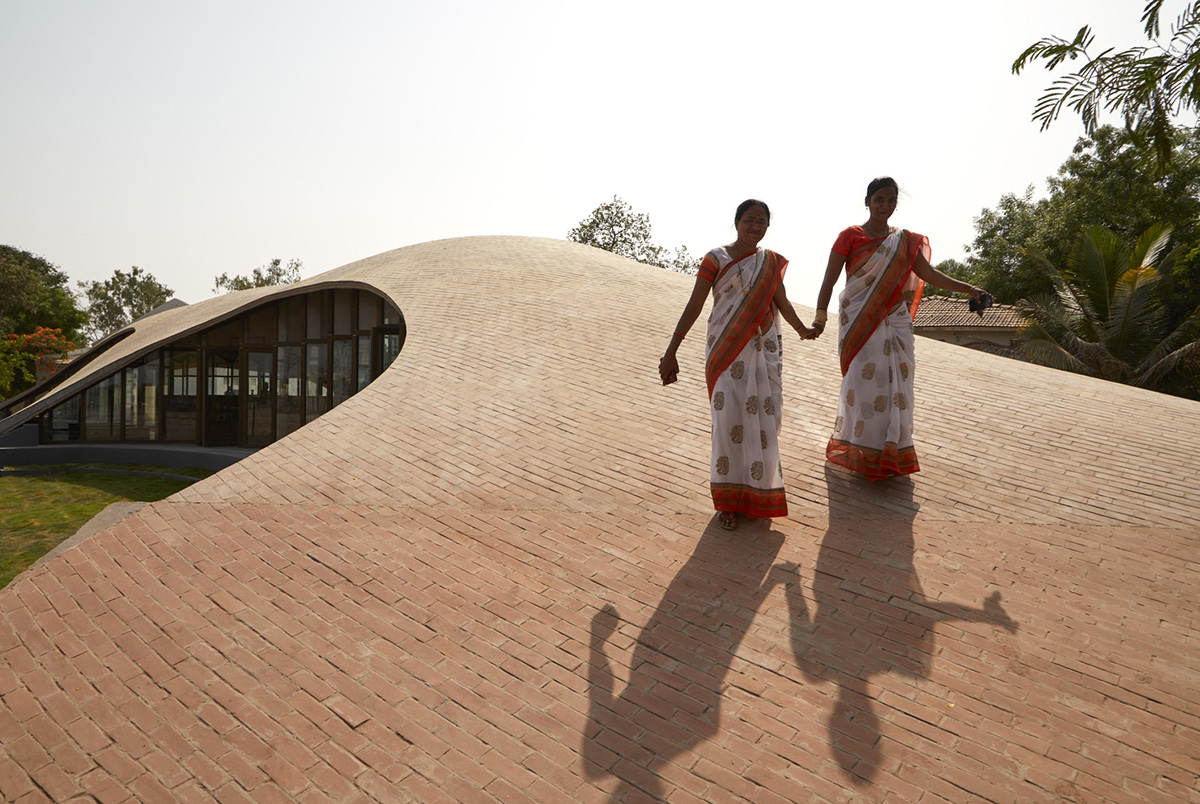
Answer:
[731,247,757,295]
[863,224,890,239]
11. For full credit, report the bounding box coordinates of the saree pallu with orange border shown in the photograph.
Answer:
[702,247,789,517]
[826,229,928,480]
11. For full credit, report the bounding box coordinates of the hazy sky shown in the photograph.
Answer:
[0,1,1168,311]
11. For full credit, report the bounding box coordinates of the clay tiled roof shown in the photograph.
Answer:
[913,293,1026,329]
[1,236,1198,803]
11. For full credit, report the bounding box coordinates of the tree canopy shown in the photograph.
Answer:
[937,125,1200,310]
[0,246,87,343]
[1013,0,1200,168]
[213,258,303,293]
[78,267,174,343]
[568,196,699,274]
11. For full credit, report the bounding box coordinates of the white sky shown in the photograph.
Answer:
[0,1,1172,312]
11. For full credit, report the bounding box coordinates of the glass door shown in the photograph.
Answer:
[243,350,274,447]
[204,349,240,446]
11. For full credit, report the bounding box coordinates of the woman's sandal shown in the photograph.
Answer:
[718,511,738,531]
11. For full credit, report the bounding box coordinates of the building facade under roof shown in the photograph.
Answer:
[2,286,404,450]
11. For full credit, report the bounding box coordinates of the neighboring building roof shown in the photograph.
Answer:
[136,296,190,320]
[913,293,1026,329]
[0,236,1197,803]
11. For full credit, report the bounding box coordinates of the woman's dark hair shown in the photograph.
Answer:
[735,199,770,224]
[864,176,899,206]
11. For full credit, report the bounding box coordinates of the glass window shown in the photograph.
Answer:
[204,350,240,447]
[382,302,401,326]
[305,342,329,423]
[356,334,372,391]
[206,351,239,398]
[124,356,160,441]
[358,292,379,330]
[333,289,354,335]
[163,349,198,441]
[84,374,121,441]
[45,396,80,442]
[278,296,305,342]
[245,351,274,447]
[307,291,329,340]
[207,318,241,349]
[381,330,402,371]
[245,303,277,346]
[332,339,352,408]
[276,345,302,438]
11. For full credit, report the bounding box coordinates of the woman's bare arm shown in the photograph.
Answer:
[659,275,713,384]
[811,250,846,338]
[773,282,812,339]
[913,252,982,300]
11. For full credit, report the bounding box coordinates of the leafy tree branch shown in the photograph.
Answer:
[1013,0,1200,168]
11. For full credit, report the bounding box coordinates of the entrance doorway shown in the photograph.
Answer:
[244,350,274,447]
[204,349,240,446]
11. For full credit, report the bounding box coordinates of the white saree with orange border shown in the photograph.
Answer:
[826,228,928,480]
[701,247,789,517]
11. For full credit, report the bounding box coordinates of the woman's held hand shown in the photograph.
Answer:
[808,310,828,339]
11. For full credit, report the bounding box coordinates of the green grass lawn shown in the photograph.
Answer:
[0,465,213,590]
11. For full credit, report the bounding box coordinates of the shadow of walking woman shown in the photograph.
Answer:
[582,521,786,801]
[777,465,1018,784]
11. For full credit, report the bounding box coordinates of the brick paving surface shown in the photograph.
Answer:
[1,236,1198,802]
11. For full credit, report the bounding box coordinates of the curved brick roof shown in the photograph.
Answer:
[1,236,1197,803]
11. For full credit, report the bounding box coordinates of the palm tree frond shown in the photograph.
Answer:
[1134,338,1200,387]
[1068,227,1128,317]
[1133,306,1200,382]
[1021,247,1098,330]
[1019,318,1095,375]
[1131,222,1174,267]
[1107,266,1167,358]
[1018,291,1076,338]
[1017,223,1199,393]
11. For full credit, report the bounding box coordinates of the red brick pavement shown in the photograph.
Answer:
[1,237,1198,803]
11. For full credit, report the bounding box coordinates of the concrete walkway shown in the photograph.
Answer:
[1,237,1197,803]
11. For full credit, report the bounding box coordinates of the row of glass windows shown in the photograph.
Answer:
[39,288,403,448]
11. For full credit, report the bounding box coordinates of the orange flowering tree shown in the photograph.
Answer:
[0,327,75,400]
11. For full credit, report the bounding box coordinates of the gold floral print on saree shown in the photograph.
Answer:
[701,247,789,516]
[827,229,928,481]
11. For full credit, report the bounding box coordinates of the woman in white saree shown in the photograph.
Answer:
[660,200,813,530]
[810,177,986,480]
